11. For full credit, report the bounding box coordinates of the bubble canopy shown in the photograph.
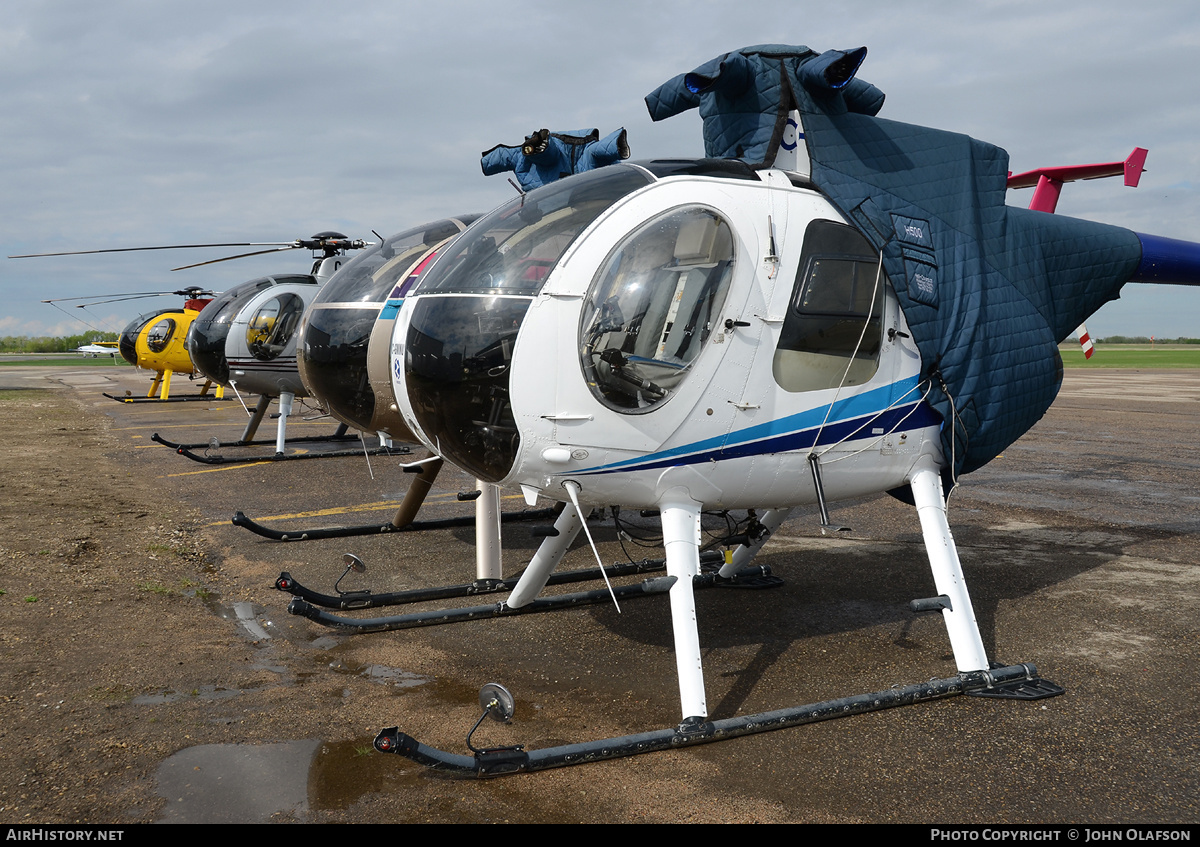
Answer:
[403,165,654,481]
[311,217,481,309]
[416,165,653,296]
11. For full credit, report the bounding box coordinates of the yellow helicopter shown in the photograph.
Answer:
[110,288,223,401]
[39,285,222,402]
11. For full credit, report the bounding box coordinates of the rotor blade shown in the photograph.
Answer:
[10,242,295,259]
[74,306,127,335]
[44,299,115,335]
[171,246,299,271]
[74,292,188,307]
[42,291,177,304]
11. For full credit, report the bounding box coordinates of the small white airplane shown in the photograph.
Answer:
[73,341,119,357]
[307,45,1200,775]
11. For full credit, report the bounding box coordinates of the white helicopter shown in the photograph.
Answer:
[334,44,1200,776]
[252,131,631,541]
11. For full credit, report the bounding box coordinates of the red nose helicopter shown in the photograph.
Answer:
[37,286,221,401]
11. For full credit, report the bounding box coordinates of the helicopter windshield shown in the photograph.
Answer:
[310,217,481,307]
[417,165,652,296]
[300,217,479,430]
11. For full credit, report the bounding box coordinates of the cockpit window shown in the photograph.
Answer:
[146,318,176,353]
[120,309,170,365]
[418,165,652,296]
[580,206,736,413]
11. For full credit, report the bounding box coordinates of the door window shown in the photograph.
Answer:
[773,220,885,393]
[580,206,736,412]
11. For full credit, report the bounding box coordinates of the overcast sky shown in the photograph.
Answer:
[4,0,1200,339]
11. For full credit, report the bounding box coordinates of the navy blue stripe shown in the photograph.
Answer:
[578,402,941,477]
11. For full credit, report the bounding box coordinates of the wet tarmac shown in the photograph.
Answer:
[10,364,1199,823]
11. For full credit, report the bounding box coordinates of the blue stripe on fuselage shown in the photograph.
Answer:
[574,376,935,476]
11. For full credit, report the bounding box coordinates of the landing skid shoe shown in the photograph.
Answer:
[373,664,1056,777]
[966,668,1065,700]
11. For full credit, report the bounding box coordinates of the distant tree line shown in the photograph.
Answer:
[0,333,119,353]
[1095,336,1200,344]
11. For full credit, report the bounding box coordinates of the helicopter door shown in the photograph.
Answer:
[246,292,305,361]
[569,205,740,450]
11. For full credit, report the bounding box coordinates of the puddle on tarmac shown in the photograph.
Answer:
[212,600,276,641]
[155,738,424,822]
[203,598,430,695]
[325,657,431,689]
[156,739,319,822]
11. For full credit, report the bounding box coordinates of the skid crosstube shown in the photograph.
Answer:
[374,663,1050,777]
[239,506,558,542]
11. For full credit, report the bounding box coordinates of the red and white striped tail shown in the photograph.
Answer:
[1077,324,1094,359]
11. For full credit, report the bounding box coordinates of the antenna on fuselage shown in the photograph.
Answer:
[562,481,621,613]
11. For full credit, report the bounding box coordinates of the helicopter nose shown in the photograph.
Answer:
[299,306,377,428]
[403,295,532,482]
[118,323,142,366]
[187,313,231,384]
